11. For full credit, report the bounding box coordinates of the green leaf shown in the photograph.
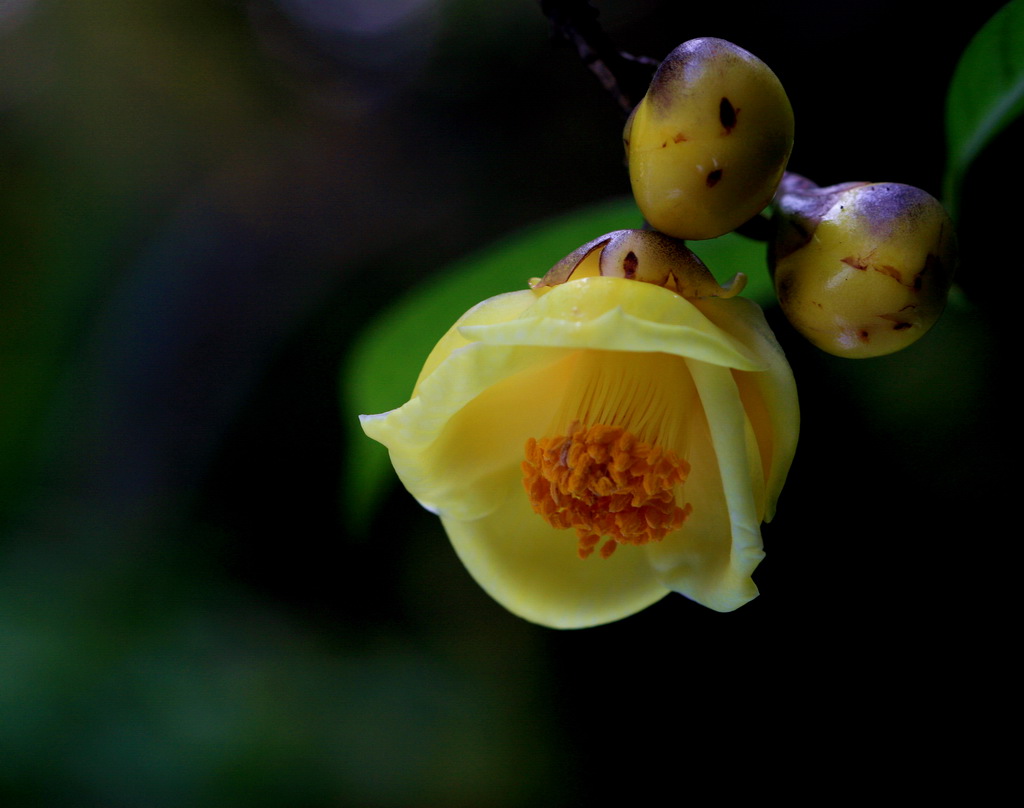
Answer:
[341,198,776,529]
[944,0,1024,220]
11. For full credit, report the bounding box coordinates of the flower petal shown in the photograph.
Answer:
[442,467,669,629]
[646,359,763,612]
[692,296,799,520]
[414,289,539,393]
[361,345,575,520]
[460,277,767,372]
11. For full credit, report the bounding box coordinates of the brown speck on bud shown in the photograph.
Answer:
[719,97,737,132]
[706,169,723,188]
[623,251,638,278]
[877,265,903,284]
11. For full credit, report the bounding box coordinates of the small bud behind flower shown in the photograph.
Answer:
[533,229,746,299]
[624,38,794,240]
[771,178,957,358]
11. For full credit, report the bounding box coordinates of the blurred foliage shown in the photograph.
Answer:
[0,1,1017,806]
[944,0,1024,219]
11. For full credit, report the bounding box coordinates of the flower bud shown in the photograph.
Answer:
[533,229,745,299]
[771,178,957,358]
[624,38,794,240]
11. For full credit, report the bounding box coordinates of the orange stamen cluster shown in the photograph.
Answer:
[522,423,693,559]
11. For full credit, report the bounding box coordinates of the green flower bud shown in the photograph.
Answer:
[771,177,957,358]
[624,38,794,240]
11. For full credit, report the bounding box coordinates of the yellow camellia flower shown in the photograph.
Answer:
[360,230,798,628]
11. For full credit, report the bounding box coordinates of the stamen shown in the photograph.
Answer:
[522,423,693,559]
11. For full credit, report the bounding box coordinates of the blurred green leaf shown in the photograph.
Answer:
[944,0,1024,219]
[341,198,776,529]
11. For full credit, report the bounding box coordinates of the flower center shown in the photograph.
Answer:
[522,422,693,559]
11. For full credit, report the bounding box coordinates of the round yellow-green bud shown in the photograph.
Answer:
[771,179,957,358]
[624,37,794,240]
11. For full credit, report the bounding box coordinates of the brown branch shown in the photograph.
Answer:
[538,0,658,117]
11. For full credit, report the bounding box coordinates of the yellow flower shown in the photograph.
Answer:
[360,232,798,628]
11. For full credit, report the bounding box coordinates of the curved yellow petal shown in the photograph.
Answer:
[414,289,539,393]
[693,296,799,520]
[645,360,763,611]
[461,277,766,372]
[361,345,574,520]
[443,467,669,629]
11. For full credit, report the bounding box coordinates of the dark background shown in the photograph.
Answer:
[1,1,1014,805]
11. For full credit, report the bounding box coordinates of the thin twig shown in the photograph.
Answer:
[538,0,658,117]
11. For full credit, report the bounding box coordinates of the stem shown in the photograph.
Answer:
[538,0,658,116]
